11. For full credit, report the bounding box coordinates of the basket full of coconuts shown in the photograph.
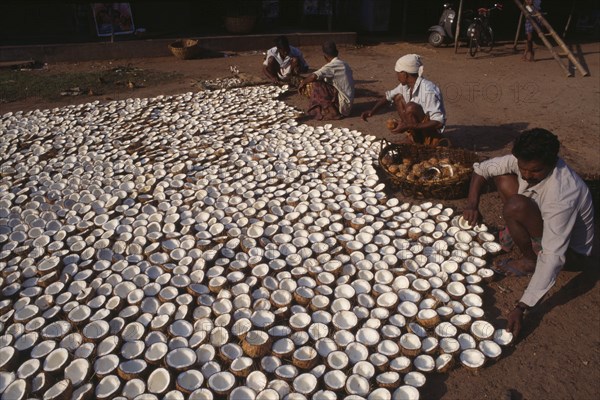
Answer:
[378,139,482,199]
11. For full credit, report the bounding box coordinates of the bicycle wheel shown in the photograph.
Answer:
[469,36,478,57]
[481,27,494,53]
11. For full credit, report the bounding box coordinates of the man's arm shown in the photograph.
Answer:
[508,200,579,338]
[390,118,443,134]
[298,73,317,91]
[361,96,389,121]
[462,173,488,226]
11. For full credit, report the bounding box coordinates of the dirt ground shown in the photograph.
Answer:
[2,39,599,400]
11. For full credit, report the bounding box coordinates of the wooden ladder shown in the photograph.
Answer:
[512,0,589,77]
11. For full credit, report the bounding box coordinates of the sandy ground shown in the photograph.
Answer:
[2,39,599,400]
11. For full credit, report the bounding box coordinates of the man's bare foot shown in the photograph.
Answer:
[494,257,536,276]
[522,51,534,62]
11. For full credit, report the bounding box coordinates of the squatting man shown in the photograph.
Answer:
[463,128,594,337]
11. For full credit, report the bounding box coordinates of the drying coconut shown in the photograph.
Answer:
[470,320,495,341]
[147,368,172,395]
[275,364,299,382]
[399,333,421,357]
[64,358,91,387]
[392,385,421,400]
[43,379,73,400]
[0,82,518,400]
[166,348,197,372]
[376,371,401,389]
[95,375,121,399]
[460,349,486,373]
[292,346,318,370]
[1,379,30,400]
[493,329,514,346]
[242,330,271,358]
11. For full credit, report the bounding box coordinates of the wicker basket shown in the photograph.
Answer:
[168,39,200,60]
[378,139,482,200]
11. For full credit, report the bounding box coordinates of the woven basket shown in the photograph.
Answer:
[168,39,200,60]
[378,139,482,200]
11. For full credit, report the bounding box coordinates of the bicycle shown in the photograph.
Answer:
[467,3,503,57]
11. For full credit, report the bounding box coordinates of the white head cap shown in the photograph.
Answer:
[394,54,424,76]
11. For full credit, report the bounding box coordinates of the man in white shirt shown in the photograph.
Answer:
[262,35,308,85]
[361,54,447,146]
[298,41,355,120]
[463,128,594,337]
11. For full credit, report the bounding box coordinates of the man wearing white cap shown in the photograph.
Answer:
[362,54,447,146]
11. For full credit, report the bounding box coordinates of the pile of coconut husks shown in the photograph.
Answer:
[0,84,513,400]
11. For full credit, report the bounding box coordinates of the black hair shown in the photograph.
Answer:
[275,35,290,50]
[512,128,560,166]
[322,41,338,57]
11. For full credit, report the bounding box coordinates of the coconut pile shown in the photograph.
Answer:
[0,84,514,400]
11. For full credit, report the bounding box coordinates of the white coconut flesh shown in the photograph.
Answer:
[122,340,145,360]
[246,371,268,392]
[0,372,16,393]
[393,385,421,400]
[356,328,380,347]
[327,351,349,369]
[230,386,257,400]
[471,320,495,340]
[293,373,318,394]
[377,371,400,386]
[166,348,197,370]
[369,388,392,400]
[145,342,168,362]
[94,355,119,375]
[64,358,90,386]
[294,346,317,362]
[479,340,502,359]
[493,329,514,346]
[148,368,171,394]
[414,354,435,372]
[400,333,421,352]
[345,374,370,396]
[44,379,72,400]
[122,379,146,398]
[3,379,28,400]
[95,375,120,398]
[260,357,281,374]
[398,302,418,318]
[460,349,486,369]
[43,348,69,372]
[276,364,298,380]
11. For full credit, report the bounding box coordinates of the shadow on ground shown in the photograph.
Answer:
[445,123,528,152]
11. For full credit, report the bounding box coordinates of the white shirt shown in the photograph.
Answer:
[385,76,446,129]
[263,46,308,79]
[474,155,594,306]
[313,57,355,116]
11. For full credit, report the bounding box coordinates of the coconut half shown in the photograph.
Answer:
[460,349,486,372]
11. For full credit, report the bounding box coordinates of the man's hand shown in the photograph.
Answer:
[507,305,525,338]
[462,205,480,227]
[390,121,410,134]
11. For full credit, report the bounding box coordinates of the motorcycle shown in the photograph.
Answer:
[467,3,503,57]
[428,3,473,47]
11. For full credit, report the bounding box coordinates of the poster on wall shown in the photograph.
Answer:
[92,3,135,37]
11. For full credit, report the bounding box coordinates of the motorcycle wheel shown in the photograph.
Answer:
[481,27,494,53]
[469,36,478,57]
[428,31,444,47]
